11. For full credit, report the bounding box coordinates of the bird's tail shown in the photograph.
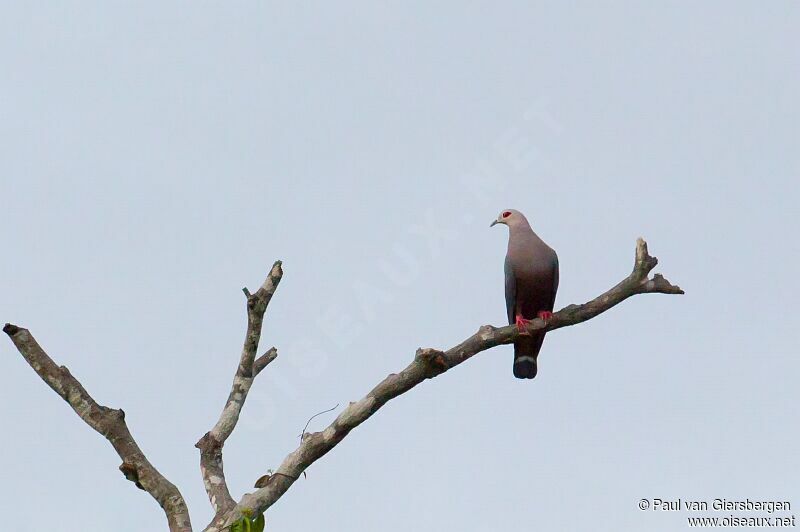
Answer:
[513,332,546,379]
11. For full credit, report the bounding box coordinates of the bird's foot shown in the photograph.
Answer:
[515,315,532,335]
[537,310,553,321]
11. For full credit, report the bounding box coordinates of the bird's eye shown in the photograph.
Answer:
[502,211,511,218]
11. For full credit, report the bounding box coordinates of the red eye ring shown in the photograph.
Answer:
[502,211,511,218]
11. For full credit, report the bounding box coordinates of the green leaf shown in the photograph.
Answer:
[252,513,266,532]
[228,512,264,532]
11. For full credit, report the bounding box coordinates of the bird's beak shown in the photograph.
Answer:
[490,220,498,227]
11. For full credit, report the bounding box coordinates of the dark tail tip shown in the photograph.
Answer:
[513,358,537,379]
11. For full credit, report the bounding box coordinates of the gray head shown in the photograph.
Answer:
[490,209,530,229]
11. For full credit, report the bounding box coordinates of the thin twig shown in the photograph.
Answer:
[300,404,340,441]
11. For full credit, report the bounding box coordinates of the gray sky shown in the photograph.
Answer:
[1,2,798,531]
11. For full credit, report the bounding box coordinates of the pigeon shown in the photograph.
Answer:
[491,209,559,379]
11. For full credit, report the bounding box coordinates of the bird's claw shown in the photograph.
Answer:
[537,311,553,321]
[515,315,532,335]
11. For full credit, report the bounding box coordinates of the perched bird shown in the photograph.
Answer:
[491,209,559,379]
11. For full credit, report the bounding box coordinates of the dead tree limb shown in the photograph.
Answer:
[2,323,193,532]
[196,261,283,518]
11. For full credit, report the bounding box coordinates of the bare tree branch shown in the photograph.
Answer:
[2,323,192,532]
[209,238,683,530]
[253,346,278,377]
[196,261,283,518]
[5,238,682,532]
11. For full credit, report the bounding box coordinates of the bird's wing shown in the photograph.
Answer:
[549,253,559,310]
[504,256,516,324]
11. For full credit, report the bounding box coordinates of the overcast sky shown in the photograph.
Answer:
[1,2,798,531]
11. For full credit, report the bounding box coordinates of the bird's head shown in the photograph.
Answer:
[490,209,528,228]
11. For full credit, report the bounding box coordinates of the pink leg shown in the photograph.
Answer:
[537,310,553,321]
[515,314,532,335]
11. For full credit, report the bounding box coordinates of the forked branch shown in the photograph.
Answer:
[207,238,683,530]
[4,239,682,532]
